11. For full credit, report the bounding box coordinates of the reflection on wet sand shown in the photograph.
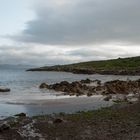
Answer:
[0,96,113,118]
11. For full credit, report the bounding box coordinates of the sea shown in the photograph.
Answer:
[0,65,140,119]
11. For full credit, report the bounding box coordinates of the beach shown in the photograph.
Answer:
[0,66,140,118]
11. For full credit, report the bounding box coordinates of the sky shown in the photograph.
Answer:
[0,0,140,66]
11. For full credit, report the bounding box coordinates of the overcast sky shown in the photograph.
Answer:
[0,0,140,66]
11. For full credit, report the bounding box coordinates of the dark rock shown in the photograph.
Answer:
[60,81,69,86]
[0,123,10,132]
[69,92,75,96]
[39,83,48,89]
[0,88,10,92]
[104,80,140,95]
[53,118,63,124]
[39,79,140,97]
[76,89,84,96]
[80,78,91,84]
[104,95,112,101]
[87,92,93,97]
[71,81,81,86]
[15,113,26,117]
[95,80,101,85]
[51,83,67,92]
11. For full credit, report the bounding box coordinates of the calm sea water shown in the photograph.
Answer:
[0,66,140,118]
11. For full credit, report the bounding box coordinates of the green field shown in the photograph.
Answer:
[59,56,140,70]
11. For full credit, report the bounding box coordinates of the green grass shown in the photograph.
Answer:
[64,56,140,70]
[66,107,120,120]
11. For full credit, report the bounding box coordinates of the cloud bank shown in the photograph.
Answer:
[1,0,140,65]
[0,44,140,66]
[13,0,140,46]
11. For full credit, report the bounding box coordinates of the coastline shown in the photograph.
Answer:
[27,67,140,75]
[0,100,139,140]
[0,95,113,118]
[27,56,140,75]
[0,67,140,139]
[0,75,140,118]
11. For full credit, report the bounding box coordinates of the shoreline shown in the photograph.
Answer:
[1,77,140,118]
[0,95,113,118]
[27,56,140,75]
[5,95,104,105]
[0,101,139,139]
[27,68,140,76]
[0,71,140,139]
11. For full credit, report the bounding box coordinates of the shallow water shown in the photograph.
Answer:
[0,66,140,118]
[0,96,113,119]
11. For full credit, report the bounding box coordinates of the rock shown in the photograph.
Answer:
[0,88,10,92]
[80,79,91,84]
[39,79,140,97]
[113,95,128,102]
[52,83,67,92]
[76,90,84,96]
[39,83,48,89]
[0,123,10,132]
[69,92,75,96]
[60,81,69,86]
[87,92,93,97]
[104,80,132,94]
[104,95,112,101]
[53,118,63,124]
[96,80,101,85]
[15,113,26,117]
[71,81,81,87]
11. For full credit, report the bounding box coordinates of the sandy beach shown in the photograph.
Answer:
[0,95,113,118]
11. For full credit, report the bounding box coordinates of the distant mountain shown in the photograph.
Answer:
[27,56,140,75]
[0,64,36,70]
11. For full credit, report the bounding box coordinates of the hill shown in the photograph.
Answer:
[27,56,140,75]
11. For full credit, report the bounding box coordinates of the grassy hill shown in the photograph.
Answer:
[63,56,140,70]
[28,56,140,75]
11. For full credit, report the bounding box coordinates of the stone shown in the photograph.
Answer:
[39,79,140,97]
[80,79,91,84]
[60,81,69,86]
[0,123,10,132]
[15,113,26,117]
[0,88,10,92]
[87,92,93,97]
[53,118,63,124]
[39,83,48,89]
[104,95,112,101]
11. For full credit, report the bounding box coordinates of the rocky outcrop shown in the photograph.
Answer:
[53,118,64,124]
[104,79,140,95]
[0,123,10,132]
[0,88,10,92]
[39,83,49,89]
[40,79,102,96]
[15,113,26,117]
[39,79,140,98]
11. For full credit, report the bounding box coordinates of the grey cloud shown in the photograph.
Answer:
[68,46,140,61]
[12,0,140,45]
[0,45,139,65]
[0,45,80,65]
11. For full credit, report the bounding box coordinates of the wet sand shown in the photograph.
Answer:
[0,96,113,118]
